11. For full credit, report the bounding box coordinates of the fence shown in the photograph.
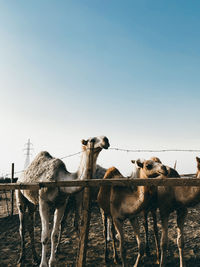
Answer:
[0,176,200,190]
[0,145,200,266]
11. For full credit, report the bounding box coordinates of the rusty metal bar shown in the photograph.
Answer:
[1,177,200,190]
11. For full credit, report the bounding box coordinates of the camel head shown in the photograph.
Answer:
[81,136,110,154]
[134,159,168,178]
[150,157,162,163]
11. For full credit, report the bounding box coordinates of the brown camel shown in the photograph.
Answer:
[97,159,168,267]
[157,156,200,267]
[16,136,110,267]
[142,156,179,262]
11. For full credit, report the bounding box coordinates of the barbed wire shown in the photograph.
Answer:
[110,147,200,153]
[2,147,200,178]
[60,151,82,159]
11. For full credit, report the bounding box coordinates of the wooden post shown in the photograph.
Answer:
[76,141,94,267]
[10,163,14,216]
[4,190,10,216]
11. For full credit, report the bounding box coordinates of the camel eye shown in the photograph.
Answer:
[146,164,152,170]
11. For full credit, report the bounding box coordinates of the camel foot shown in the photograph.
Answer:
[156,259,160,265]
[113,254,121,265]
[49,255,58,267]
[17,262,25,267]
[17,254,26,266]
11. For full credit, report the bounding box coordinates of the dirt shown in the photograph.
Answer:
[1,201,200,267]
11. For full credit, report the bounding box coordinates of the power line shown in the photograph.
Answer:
[3,147,200,177]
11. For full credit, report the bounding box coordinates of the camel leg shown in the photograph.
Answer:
[100,208,109,263]
[177,208,187,267]
[74,192,83,231]
[39,198,50,267]
[16,190,27,266]
[151,210,160,264]
[159,213,169,267]
[49,201,67,267]
[55,209,66,255]
[107,217,111,241]
[110,217,119,264]
[143,210,150,257]
[55,196,69,255]
[113,218,126,267]
[129,217,144,267]
[27,202,39,265]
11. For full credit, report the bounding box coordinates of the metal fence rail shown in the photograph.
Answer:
[0,176,200,190]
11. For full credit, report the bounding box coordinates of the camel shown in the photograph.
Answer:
[97,159,168,267]
[55,164,107,253]
[157,156,200,267]
[16,136,110,267]
[73,164,107,231]
[141,156,179,262]
[130,157,161,263]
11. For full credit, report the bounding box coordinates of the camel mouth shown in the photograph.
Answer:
[100,143,110,150]
[148,173,160,178]
[158,170,168,176]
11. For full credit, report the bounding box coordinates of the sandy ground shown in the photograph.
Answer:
[1,196,200,267]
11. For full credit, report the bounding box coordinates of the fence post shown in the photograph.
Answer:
[4,190,10,216]
[10,163,14,216]
[76,141,94,267]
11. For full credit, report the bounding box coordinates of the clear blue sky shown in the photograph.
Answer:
[0,1,200,176]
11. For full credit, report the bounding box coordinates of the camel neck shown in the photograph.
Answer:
[77,149,99,180]
[130,166,140,178]
[60,148,100,194]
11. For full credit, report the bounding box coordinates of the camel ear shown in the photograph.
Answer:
[81,139,88,146]
[196,157,200,163]
[131,160,136,164]
[136,159,144,168]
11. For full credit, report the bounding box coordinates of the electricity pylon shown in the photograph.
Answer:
[24,139,33,169]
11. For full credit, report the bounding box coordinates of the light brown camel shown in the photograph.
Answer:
[97,159,168,267]
[131,157,161,263]
[157,156,200,267]
[16,136,110,267]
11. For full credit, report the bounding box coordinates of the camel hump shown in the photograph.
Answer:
[104,167,122,179]
[37,151,53,159]
[22,151,68,183]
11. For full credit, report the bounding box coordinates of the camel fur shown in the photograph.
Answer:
[16,136,110,267]
[97,159,168,267]
[157,156,200,267]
